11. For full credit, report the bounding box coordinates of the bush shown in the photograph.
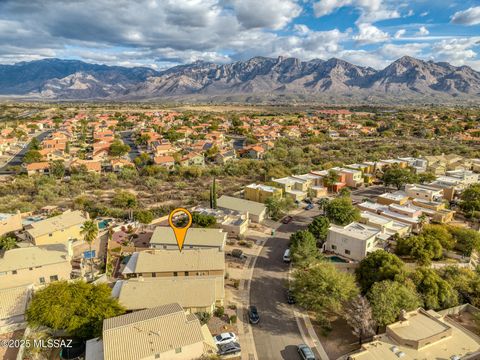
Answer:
[214,306,225,317]
[229,315,237,324]
[233,279,240,289]
[195,312,211,325]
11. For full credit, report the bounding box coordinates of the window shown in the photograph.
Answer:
[175,348,182,354]
[29,267,33,271]
[49,275,59,282]
[344,249,351,255]
[39,277,45,284]
[49,233,53,237]
[185,272,189,276]
[152,272,156,277]
[173,272,178,277]
[12,270,17,275]
[331,245,337,250]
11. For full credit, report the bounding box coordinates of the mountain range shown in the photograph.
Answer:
[1,56,480,103]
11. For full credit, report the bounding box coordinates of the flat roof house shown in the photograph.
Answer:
[149,227,226,251]
[244,183,282,203]
[24,210,88,246]
[0,245,71,289]
[324,222,381,262]
[100,303,217,360]
[217,195,267,223]
[112,276,223,314]
[348,308,480,360]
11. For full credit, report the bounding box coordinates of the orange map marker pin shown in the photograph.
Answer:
[168,208,192,252]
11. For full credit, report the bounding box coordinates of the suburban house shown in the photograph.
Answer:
[0,245,71,289]
[0,211,22,237]
[214,149,236,164]
[405,184,443,202]
[332,167,364,188]
[244,183,282,203]
[358,201,423,232]
[377,191,409,206]
[112,276,223,313]
[348,308,480,360]
[122,249,225,287]
[95,303,217,360]
[25,162,50,176]
[149,227,226,251]
[24,210,88,246]
[153,155,175,167]
[217,195,267,223]
[180,152,205,166]
[359,211,411,238]
[192,207,249,236]
[323,222,381,262]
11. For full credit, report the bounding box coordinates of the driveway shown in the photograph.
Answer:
[249,208,323,360]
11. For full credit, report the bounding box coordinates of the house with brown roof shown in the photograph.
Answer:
[180,152,205,166]
[153,155,175,167]
[25,162,50,176]
[70,159,102,173]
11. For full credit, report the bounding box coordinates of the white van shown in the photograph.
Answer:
[283,249,291,263]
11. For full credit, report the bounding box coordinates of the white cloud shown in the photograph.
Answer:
[353,23,390,44]
[429,37,479,65]
[451,6,480,25]
[420,11,429,17]
[416,26,429,36]
[232,0,301,30]
[394,29,406,39]
[313,0,400,24]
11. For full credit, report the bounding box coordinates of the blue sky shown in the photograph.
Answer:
[0,0,479,70]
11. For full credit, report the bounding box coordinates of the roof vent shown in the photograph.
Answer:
[396,352,405,358]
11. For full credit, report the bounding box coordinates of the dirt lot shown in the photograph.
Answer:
[314,315,360,360]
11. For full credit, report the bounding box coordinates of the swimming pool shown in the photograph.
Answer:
[98,219,112,229]
[327,256,348,263]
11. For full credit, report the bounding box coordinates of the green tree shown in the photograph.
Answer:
[49,160,65,179]
[307,216,330,245]
[0,235,17,250]
[396,235,443,266]
[265,196,293,220]
[356,250,405,293]
[289,230,322,267]
[23,149,42,164]
[460,183,480,217]
[134,210,154,225]
[109,140,130,157]
[382,166,416,190]
[324,196,360,225]
[418,172,436,184]
[291,262,359,326]
[410,268,458,310]
[26,281,125,339]
[29,137,40,150]
[449,226,480,256]
[422,224,455,250]
[322,170,339,192]
[318,198,330,213]
[439,266,480,306]
[112,191,137,209]
[80,220,98,279]
[192,212,216,228]
[134,153,151,168]
[367,280,422,329]
[210,177,217,209]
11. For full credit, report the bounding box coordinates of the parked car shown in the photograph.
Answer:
[218,342,241,356]
[286,289,296,304]
[213,332,237,346]
[297,344,316,360]
[248,305,260,324]
[283,249,291,263]
[282,215,293,224]
[304,203,314,210]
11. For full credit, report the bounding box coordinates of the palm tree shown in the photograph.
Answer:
[80,220,98,280]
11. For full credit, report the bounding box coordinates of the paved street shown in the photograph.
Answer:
[119,130,140,161]
[0,130,51,174]
[250,208,323,360]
